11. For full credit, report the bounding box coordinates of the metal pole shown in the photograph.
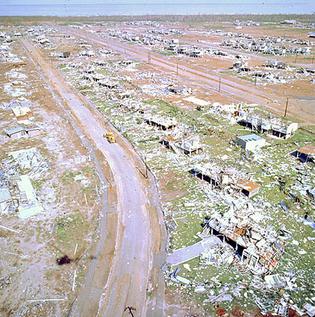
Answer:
[284,97,289,117]
[219,77,221,92]
[176,61,179,76]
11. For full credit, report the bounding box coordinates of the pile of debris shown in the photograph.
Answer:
[200,207,286,275]
[191,162,261,197]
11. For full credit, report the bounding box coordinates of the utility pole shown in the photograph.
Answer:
[176,61,179,76]
[284,97,289,117]
[218,77,221,92]
[294,53,297,63]
[255,75,257,86]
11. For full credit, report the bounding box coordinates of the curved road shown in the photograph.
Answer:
[21,38,164,317]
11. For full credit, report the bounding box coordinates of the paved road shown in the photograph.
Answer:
[21,38,161,317]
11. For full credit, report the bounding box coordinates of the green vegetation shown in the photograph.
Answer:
[55,212,89,255]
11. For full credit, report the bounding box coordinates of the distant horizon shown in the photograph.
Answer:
[1,0,315,16]
[3,0,315,4]
[4,1,315,4]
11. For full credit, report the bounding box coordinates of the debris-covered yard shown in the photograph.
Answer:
[0,32,101,316]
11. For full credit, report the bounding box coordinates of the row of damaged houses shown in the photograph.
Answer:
[109,27,182,46]
[165,43,204,57]
[213,29,311,46]
[222,38,311,56]
[1,98,44,219]
[233,60,315,84]
[205,103,299,140]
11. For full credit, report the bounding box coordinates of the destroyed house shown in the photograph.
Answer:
[264,60,286,69]
[202,216,284,273]
[119,60,134,66]
[190,165,233,188]
[167,84,191,95]
[189,48,203,58]
[307,188,315,201]
[177,136,203,155]
[233,61,251,72]
[271,122,298,139]
[177,46,189,54]
[58,51,70,58]
[293,145,315,163]
[165,43,178,51]
[145,116,177,130]
[11,106,32,121]
[80,50,95,57]
[4,126,41,139]
[98,80,119,89]
[4,126,27,139]
[160,135,175,146]
[94,60,107,67]
[235,134,266,152]
[17,175,43,219]
[236,179,261,198]
[161,135,203,155]
[83,67,95,74]
[91,73,105,82]
[237,115,298,139]
[119,100,142,112]
[63,51,70,58]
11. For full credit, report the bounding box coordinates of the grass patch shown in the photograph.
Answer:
[55,212,89,255]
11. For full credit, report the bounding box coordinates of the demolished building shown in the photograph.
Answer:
[235,134,266,152]
[161,134,203,155]
[190,163,261,197]
[4,125,41,139]
[11,105,32,121]
[293,145,315,163]
[200,211,285,274]
[237,114,298,139]
[145,115,177,130]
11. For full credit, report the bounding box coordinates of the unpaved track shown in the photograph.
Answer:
[65,26,315,124]
[21,38,164,317]
[65,27,274,104]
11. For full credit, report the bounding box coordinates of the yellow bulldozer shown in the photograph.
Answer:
[104,131,116,143]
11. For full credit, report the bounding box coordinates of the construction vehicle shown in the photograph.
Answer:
[104,131,116,143]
